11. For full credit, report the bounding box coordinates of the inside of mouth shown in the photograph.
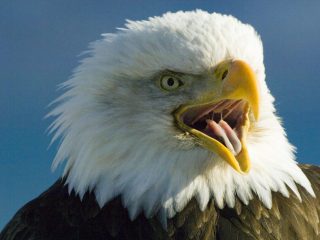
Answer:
[182,99,246,155]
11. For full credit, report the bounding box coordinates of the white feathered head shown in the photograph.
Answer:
[49,10,313,220]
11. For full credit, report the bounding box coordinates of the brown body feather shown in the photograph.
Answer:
[1,164,320,240]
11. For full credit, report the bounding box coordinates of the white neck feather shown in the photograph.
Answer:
[50,94,314,220]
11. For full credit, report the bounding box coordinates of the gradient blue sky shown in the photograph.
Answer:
[1,0,320,230]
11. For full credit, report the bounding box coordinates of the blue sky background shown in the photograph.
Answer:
[1,0,320,230]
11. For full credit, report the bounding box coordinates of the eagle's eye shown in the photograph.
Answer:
[160,75,183,91]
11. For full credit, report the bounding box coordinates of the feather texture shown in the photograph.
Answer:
[1,164,319,240]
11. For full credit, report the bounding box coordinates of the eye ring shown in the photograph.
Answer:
[160,75,183,91]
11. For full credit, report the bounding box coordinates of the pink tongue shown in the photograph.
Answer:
[206,119,242,155]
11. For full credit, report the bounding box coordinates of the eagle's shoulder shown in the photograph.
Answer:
[217,164,320,240]
[0,179,103,240]
[0,179,218,240]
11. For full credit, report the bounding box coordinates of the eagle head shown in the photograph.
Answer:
[49,10,313,220]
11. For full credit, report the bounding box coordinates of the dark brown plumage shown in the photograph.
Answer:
[1,164,320,240]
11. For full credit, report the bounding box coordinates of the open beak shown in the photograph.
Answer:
[174,60,260,173]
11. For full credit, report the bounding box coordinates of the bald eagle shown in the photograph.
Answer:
[1,10,320,240]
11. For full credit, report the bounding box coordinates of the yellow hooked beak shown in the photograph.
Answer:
[174,60,260,173]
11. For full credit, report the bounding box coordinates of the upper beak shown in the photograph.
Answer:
[174,59,260,173]
[220,60,260,121]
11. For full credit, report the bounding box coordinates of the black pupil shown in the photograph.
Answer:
[167,78,175,86]
[222,70,228,80]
